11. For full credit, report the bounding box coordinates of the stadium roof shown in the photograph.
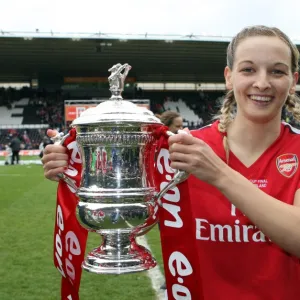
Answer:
[0,33,299,84]
[0,35,230,83]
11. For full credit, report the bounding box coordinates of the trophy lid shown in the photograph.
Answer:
[72,63,163,126]
[72,100,162,125]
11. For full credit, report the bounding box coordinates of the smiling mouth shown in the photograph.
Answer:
[249,95,273,103]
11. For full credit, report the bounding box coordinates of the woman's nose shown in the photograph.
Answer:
[253,72,271,91]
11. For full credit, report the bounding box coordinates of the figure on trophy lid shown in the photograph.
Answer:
[108,63,132,99]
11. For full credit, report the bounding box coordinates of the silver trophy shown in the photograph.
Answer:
[53,63,188,274]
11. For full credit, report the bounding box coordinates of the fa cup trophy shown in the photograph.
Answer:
[54,63,187,275]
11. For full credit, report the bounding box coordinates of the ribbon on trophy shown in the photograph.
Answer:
[154,127,204,300]
[53,128,88,300]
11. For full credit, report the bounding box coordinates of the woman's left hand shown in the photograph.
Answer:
[168,133,229,187]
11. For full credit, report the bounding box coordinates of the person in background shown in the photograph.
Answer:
[159,110,183,134]
[39,135,54,159]
[4,143,12,165]
[10,133,21,165]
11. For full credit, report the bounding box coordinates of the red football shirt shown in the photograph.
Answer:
[189,121,300,300]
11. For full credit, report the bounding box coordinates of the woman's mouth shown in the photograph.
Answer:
[249,95,273,106]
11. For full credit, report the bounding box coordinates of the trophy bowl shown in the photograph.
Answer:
[68,64,163,274]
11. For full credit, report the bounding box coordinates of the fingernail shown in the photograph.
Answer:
[47,129,58,138]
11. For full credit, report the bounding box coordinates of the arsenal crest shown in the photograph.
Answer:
[276,153,298,178]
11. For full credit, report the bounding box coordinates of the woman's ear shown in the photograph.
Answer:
[224,66,233,90]
[289,72,299,95]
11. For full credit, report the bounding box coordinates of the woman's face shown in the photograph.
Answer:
[169,117,183,134]
[224,36,298,124]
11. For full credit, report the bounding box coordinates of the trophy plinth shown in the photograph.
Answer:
[82,232,155,274]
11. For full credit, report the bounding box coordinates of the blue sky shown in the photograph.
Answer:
[1,0,299,42]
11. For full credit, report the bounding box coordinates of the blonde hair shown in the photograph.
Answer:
[216,25,300,163]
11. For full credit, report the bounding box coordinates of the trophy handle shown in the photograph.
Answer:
[51,132,78,192]
[156,130,189,206]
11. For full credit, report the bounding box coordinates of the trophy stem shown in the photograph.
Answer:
[82,231,157,274]
[109,92,123,100]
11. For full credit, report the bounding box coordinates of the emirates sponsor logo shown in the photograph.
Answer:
[196,204,271,243]
[276,153,298,178]
[196,218,270,243]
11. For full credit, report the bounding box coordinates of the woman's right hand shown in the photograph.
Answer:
[41,129,69,182]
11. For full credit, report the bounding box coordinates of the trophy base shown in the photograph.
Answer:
[82,244,157,275]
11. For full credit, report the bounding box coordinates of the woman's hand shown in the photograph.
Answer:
[168,133,229,187]
[41,130,69,182]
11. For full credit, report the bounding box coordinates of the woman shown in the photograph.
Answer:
[42,25,300,298]
[159,110,184,134]
[168,25,300,298]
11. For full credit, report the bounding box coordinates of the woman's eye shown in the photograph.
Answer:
[272,69,285,75]
[241,68,254,73]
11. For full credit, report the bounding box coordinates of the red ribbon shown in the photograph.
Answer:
[155,129,204,299]
[54,128,88,300]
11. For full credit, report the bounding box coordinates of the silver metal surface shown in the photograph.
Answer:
[75,123,161,274]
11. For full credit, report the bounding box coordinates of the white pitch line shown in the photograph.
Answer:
[0,160,42,166]
[137,235,166,300]
[125,220,165,300]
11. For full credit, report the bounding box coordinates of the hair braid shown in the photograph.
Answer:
[217,90,236,163]
[218,90,236,133]
[285,93,300,123]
